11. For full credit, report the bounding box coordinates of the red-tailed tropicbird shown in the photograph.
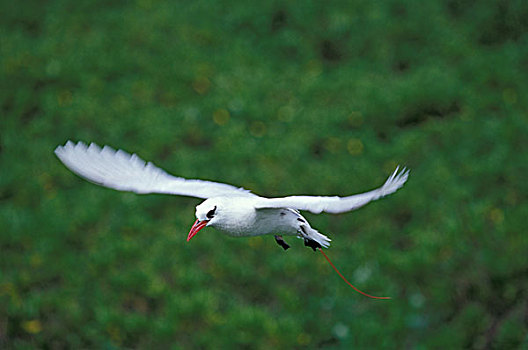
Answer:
[55,140,409,250]
[55,141,409,298]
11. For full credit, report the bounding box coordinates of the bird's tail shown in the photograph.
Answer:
[299,224,331,248]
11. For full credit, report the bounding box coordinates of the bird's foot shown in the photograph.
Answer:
[303,238,322,252]
[274,235,290,250]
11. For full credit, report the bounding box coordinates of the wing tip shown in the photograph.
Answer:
[55,140,88,153]
[380,165,410,195]
[55,141,118,160]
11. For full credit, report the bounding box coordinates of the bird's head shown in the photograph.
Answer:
[187,198,221,241]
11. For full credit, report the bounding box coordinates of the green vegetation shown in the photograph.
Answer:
[2,0,527,348]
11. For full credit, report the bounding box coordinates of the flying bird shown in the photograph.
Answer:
[54,141,409,251]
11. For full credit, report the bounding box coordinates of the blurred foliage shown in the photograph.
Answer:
[1,0,528,348]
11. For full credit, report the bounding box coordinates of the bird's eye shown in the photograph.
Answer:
[206,206,216,219]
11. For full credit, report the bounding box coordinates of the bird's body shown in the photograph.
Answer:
[55,141,409,250]
[194,196,329,248]
[199,198,296,237]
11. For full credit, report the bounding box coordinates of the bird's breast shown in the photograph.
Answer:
[214,208,298,237]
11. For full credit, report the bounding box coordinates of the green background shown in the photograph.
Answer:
[2,0,527,348]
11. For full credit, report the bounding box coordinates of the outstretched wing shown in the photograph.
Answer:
[254,167,409,214]
[54,141,255,199]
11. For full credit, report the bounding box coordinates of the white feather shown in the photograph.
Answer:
[253,167,409,214]
[54,141,255,199]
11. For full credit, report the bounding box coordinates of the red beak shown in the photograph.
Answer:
[187,219,209,241]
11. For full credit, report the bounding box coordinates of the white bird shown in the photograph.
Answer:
[54,141,409,251]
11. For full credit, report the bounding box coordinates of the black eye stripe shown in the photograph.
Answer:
[206,206,217,219]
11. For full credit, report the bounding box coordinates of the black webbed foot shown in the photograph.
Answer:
[304,238,322,252]
[274,235,290,250]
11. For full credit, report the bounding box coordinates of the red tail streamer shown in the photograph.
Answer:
[319,249,391,300]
